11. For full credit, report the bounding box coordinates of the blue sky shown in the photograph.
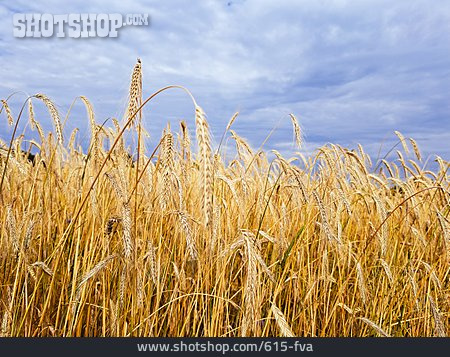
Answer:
[0,0,449,165]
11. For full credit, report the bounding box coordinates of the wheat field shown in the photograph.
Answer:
[0,60,448,337]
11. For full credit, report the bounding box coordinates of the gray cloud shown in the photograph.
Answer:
[0,0,449,162]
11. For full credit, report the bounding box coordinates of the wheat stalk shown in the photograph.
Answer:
[358,317,390,337]
[241,230,260,337]
[144,241,158,285]
[0,287,12,337]
[231,130,253,162]
[28,98,36,129]
[379,259,393,286]
[356,261,369,305]
[23,219,36,250]
[241,251,257,336]
[35,94,63,146]
[373,195,388,258]
[1,100,13,126]
[106,172,133,260]
[312,190,339,244]
[394,131,409,155]
[31,261,54,276]
[289,114,302,149]
[407,266,420,311]
[160,129,175,211]
[6,205,19,254]
[68,128,79,152]
[428,295,446,337]
[118,266,127,314]
[109,299,117,337]
[225,112,239,132]
[77,254,117,290]
[195,105,213,228]
[271,302,295,337]
[177,210,198,261]
[336,303,355,315]
[437,212,449,263]
[421,261,443,290]
[126,58,142,127]
[80,96,96,134]
[27,98,46,143]
[80,95,100,162]
[381,159,394,177]
[409,138,422,161]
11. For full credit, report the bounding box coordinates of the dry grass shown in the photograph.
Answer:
[0,61,449,337]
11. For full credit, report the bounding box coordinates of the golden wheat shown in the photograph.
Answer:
[1,100,14,126]
[35,93,63,146]
[0,61,448,338]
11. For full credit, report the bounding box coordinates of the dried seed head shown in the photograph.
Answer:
[271,302,295,337]
[289,114,302,149]
[428,295,446,337]
[77,254,117,290]
[356,261,369,305]
[394,130,410,155]
[6,205,19,254]
[195,105,213,228]
[409,138,422,161]
[126,58,143,127]
[358,317,390,337]
[35,94,63,146]
[31,261,54,276]
[1,100,13,126]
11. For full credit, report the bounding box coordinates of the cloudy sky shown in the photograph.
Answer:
[0,0,449,165]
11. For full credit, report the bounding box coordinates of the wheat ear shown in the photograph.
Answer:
[271,302,295,337]
[77,255,117,290]
[289,114,302,149]
[437,212,449,264]
[126,58,142,127]
[144,241,158,285]
[358,317,391,337]
[106,172,133,260]
[409,138,422,161]
[356,261,369,305]
[6,205,19,254]
[1,100,14,125]
[31,261,54,276]
[241,231,258,337]
[394,131,409,155]
[195,105,213,227]
[28,99,46,143]
[428,295,446,337]
[35,94,63,146]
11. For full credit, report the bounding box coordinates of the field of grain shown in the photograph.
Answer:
[0,60,448,337]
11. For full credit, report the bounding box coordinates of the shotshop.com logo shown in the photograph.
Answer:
[13,13,150,38]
